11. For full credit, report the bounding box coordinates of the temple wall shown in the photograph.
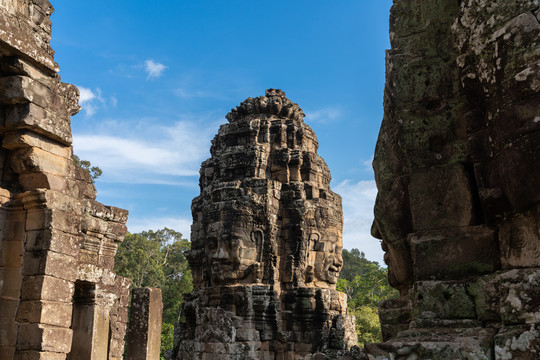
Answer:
[369,0,540,358]
[0,2,143,359]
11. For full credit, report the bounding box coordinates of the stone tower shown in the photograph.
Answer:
[171,89,357,360]
[366,0,540,358]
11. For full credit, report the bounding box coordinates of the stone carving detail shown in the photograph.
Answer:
[368,0,540,358]
[0,2,157,360]
[172,89,357,359]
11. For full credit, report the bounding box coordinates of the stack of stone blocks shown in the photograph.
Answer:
[369,0,540,358]
[170,89,357,360]
[0,2,161,360]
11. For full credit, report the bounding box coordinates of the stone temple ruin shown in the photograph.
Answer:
[170,89,357,360]
[0,2,161,360]
[366,0,540,359]
[2,0,540,359]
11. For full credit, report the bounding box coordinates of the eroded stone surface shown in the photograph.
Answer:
[370,0,540,358]
[171,89,357,360]
[0,2,142,359]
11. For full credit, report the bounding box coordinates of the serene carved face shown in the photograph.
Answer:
[205,220,260,286]
[313,233,343,285]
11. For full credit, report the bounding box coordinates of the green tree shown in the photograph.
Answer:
[114,228,193,358]
[337,248,398,346]
[73,154,102,181]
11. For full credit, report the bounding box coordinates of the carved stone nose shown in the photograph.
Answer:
[213,247,228,259]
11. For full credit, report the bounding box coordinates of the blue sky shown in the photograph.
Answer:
[50,1,392,264]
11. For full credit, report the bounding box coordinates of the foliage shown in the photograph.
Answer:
[351,306,382,344]
[160,323,175,360]
[337,248,398,346]
[114,228,193,357]
[73,154,102,181]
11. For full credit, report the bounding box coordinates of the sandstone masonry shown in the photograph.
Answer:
[368,0,540,358]
[170,89,357,360]
[0,2,159,359]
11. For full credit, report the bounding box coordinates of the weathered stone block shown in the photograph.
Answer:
[410,281,476,322]
[0,298,19,319]
[126,288,163,360]
[378,297,410,325]
[16,301,72,328]
[499,204,540,269]
[10,147,68,176]
[0,238,24,267]
[14,351,67,360]
[5,103,71,145]
[409,225,499,280]
[467,273,501,322]
[494,325,540,360]
[16,324,72,353]
[409,165,476,231]
[21,275,74,302]
[25,209,80,234]
[18,173,66,191]
[3,210,27,242]
[3,131,71,159]
[0,267,23,299]
[25,230,81,257]
[499,269,540,325]
[22,251,77,281]
[0,319,18,347]
[0,3,58,72]
[0,347,15,360]
[367,328,496,359]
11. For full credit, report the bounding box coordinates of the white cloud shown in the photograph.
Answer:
[175,88,214,98]
[78,87,95,104]
[305,106,343,123]
[127,216,192,239]
[110,95,118,107]
[334,179,384,264]
[73,118,216,184]
[77,86,108,117]
[145,59,167,79]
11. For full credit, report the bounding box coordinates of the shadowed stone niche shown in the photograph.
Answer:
[367,0,540,359]
[170,89,357,360]
[0,2,160,360]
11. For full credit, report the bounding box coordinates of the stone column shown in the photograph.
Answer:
[126,288,163,360]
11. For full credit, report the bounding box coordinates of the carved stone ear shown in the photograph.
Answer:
[251,229,264,262]
[309,233,320,251]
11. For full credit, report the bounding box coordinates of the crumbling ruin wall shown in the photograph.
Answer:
[0,2,134,359]
[369,0,540,358]
[170,89,357,360]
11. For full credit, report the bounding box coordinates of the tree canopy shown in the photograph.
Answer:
[337,248,398,345]
[73,154,102,181]
[114,228,192,358]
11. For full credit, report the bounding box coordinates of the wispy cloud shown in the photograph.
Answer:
[78,87,95,103]
[305,106,343,123]
[334,179,384,264]
[77,86,116,118]
[77,86,102,117]
[145,59,167,79]
[174,88,217,99]
[127,216,192,239]
[73,118,216,184]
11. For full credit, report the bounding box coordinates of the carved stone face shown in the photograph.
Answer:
[313,233,343,285]
[205,219,261,286]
